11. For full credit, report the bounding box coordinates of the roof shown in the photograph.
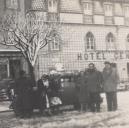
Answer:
[31,0,129,13]
[60,0,82,13]
[31,0,46,11]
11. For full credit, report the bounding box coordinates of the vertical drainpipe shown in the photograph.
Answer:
[7,59,10,78]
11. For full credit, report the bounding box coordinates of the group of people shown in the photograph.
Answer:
[75,61,119,112]
[9,61,119,118]
[9,70,62,118]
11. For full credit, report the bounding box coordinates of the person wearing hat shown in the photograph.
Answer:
[85,63,103,112]
[102,61,119,111]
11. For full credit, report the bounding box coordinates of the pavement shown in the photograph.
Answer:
[0,91,129,128]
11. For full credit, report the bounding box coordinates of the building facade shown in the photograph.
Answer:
[1,0,129,81]
[30,0,129,81]
[0,0,31,80]
[29,0,129,80]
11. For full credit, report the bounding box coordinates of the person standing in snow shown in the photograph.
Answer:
[76,71,89,112]
[37,74,51,115]
[102,61,119,111]
[85,63,103,112]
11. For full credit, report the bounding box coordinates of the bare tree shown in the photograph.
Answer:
[0,11,60,84]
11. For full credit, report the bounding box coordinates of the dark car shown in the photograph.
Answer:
[59,74,80,109]
[7,74,80,112]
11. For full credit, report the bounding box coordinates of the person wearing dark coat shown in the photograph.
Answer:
[102,61,119,111]
[37,74,52,115]
[14,70,33,118]
[86,63,103,112]
[37,75,48,112]
[76,71,89,112]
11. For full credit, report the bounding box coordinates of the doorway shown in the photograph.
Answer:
[9,60,21,79]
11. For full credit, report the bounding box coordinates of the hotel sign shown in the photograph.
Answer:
[77,51,129,61]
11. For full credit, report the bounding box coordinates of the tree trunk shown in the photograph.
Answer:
[27,60,36,87]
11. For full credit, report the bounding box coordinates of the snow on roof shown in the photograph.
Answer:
[31,0,129,13]
[60,0,82,13]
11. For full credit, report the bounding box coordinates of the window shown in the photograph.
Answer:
[48,31,61,51]
[48,0,58,13]
[106,33,116,50]
[49,1,52,7]
[3,31,15,45]
[83,2,92,15]
[114,3,123,16]
[94,1,103,14]
[104,3,113,24]
[6,0,18,10]
[85,32,95,51]
[126,34,129,50]
[104,4,113,16]
[127,34,129,42]
[124,6,129,17]
[0,59,9,80]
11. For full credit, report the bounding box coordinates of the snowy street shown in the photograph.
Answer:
[0,91,129,128]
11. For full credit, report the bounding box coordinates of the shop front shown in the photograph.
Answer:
[0,51,26,80]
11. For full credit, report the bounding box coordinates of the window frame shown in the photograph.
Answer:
[104,3,113,16]
[48,0,58,13]
[5,0,20,10]
[126,34,129,50]
[85,32,95,51]
[48,31,61,51]
[106,32,116,50]
[83,2,93,15]
[127,34,129,42]
[124,5,129,18]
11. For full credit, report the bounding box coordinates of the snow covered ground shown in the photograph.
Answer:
[0,91,129,128]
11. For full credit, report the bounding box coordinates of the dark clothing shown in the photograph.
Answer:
[76,75,89,104]
[37,79,50,111]
[76,75,89,111]
[103,67,119,111]
[106,92,117,111]
[85,69,103,112]
[49,76,61,98]
[86,70,103,93]
[89,92,102,112]
[103,67,119,92]
[15,76,33,116]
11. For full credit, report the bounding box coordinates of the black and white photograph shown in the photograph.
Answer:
[0,0,129,128]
